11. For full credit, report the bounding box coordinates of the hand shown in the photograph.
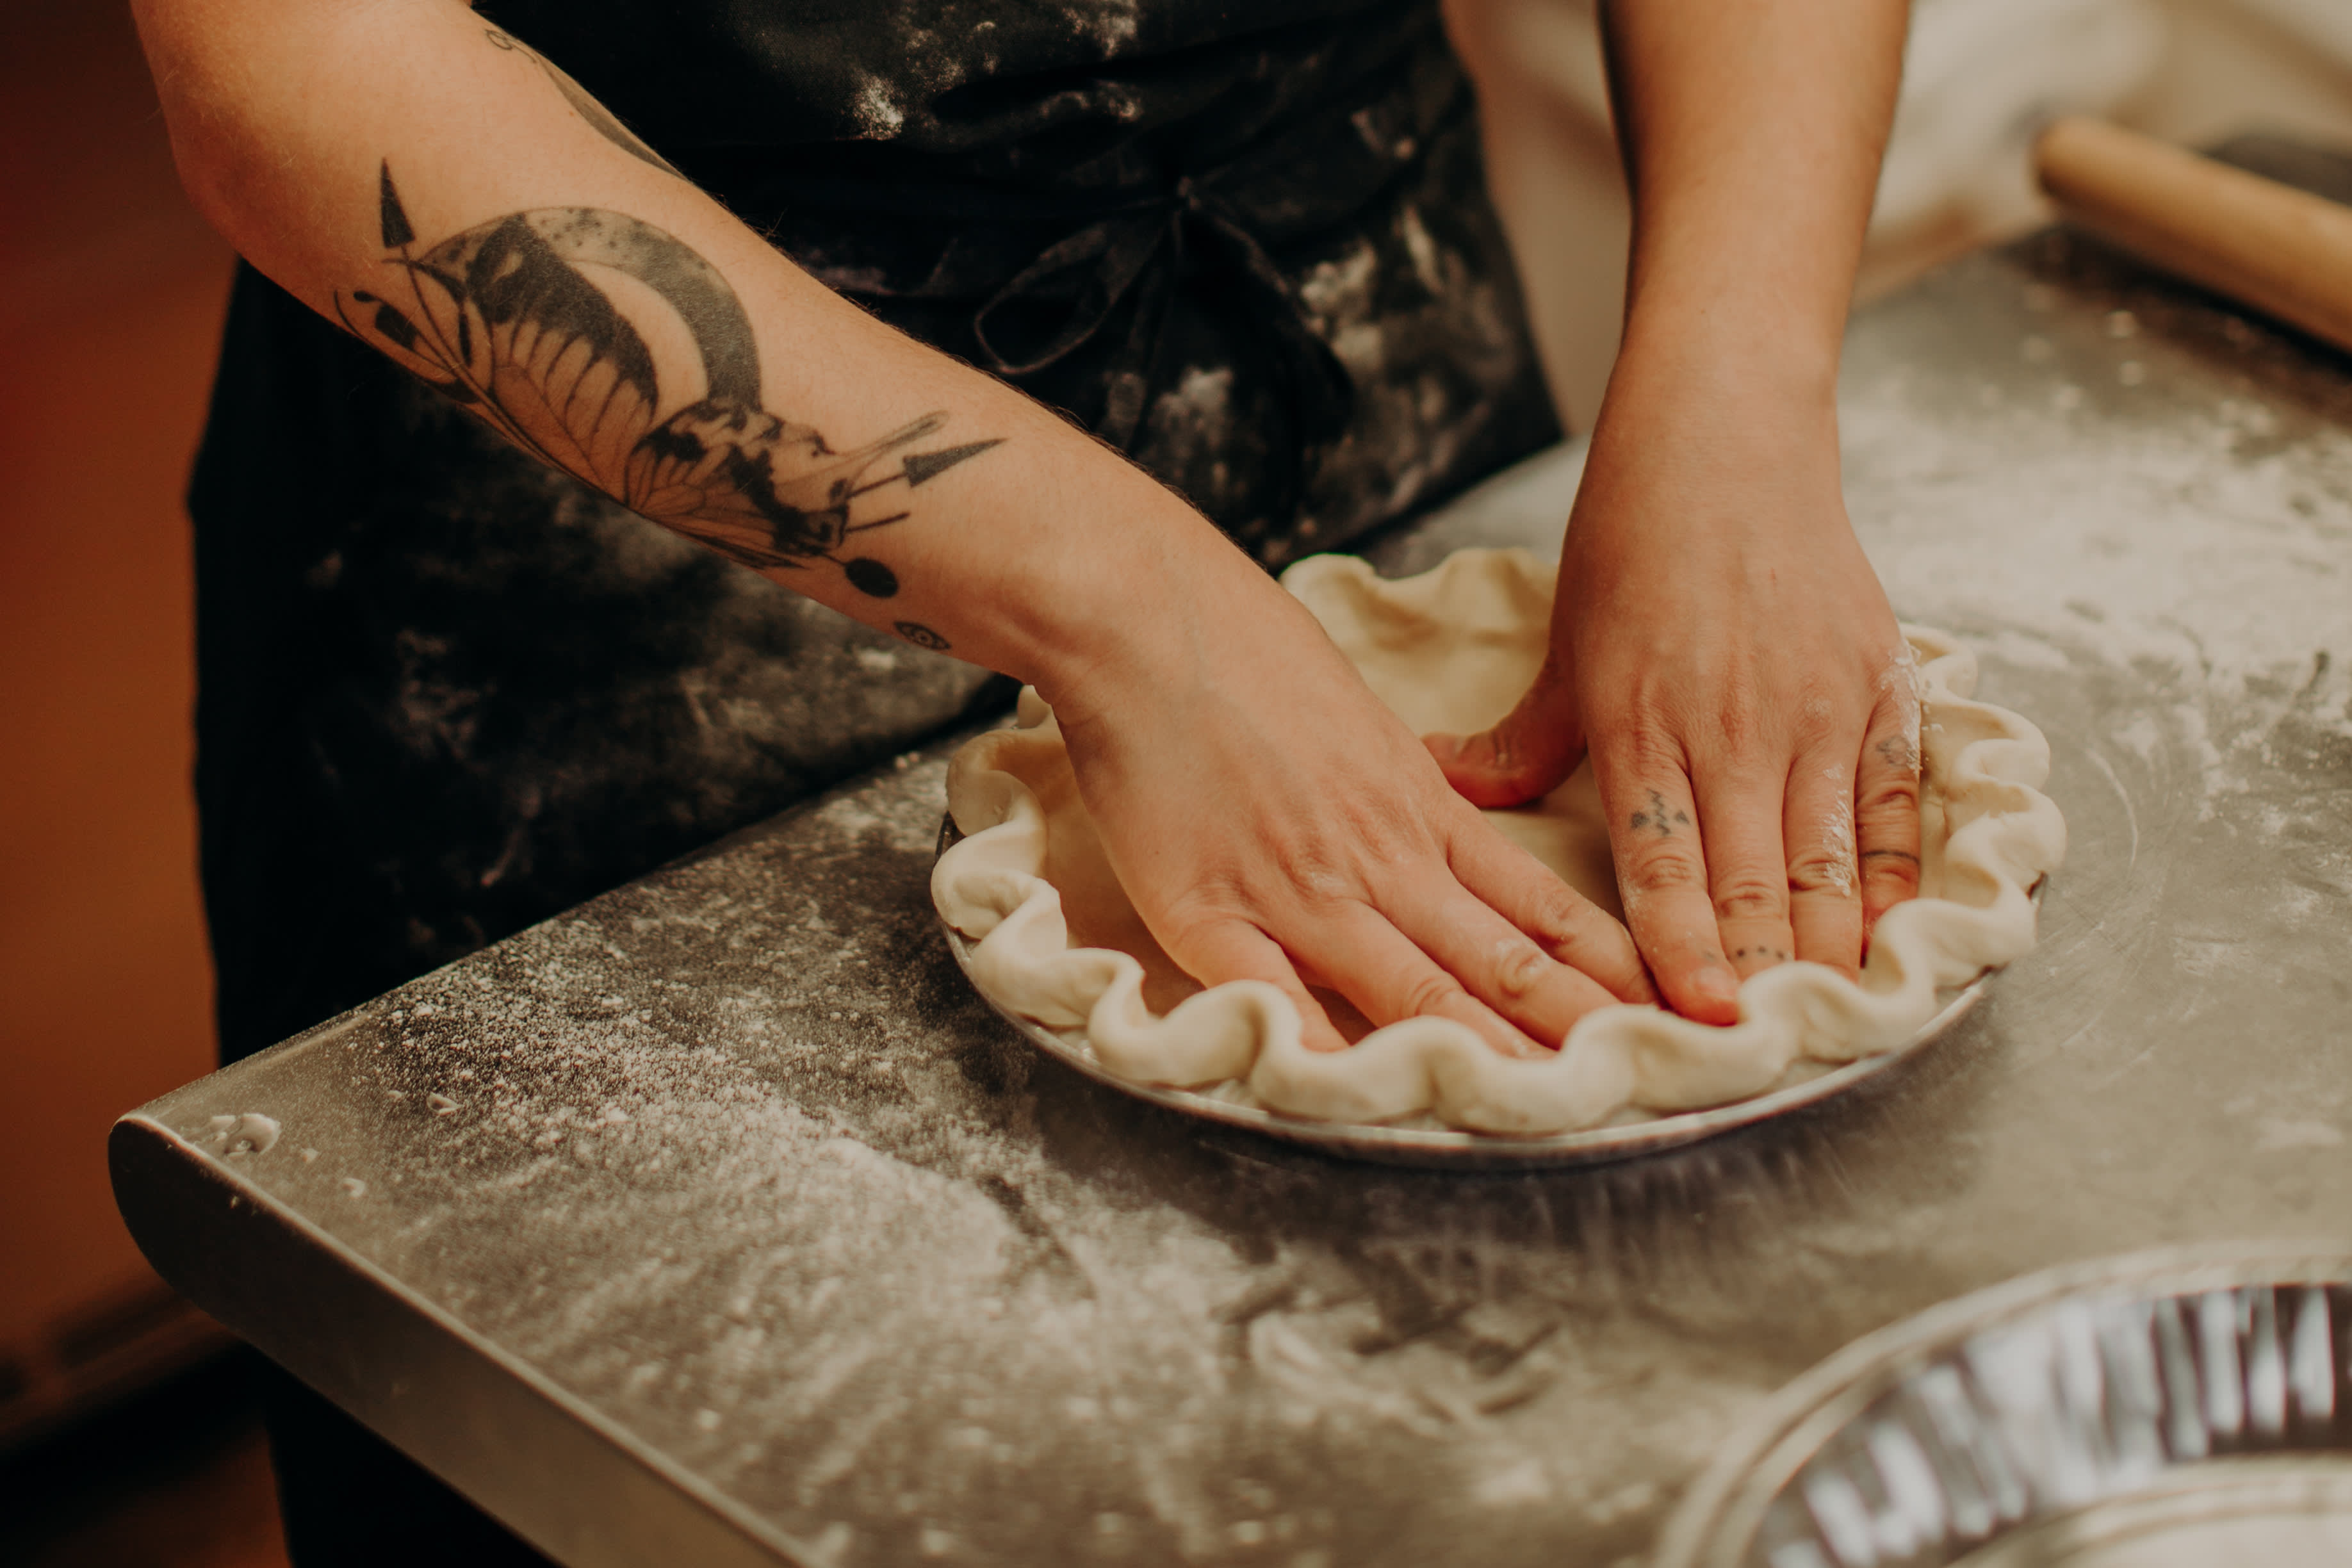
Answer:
[1045,539,1657,1056]
[1423,377,1922,1025]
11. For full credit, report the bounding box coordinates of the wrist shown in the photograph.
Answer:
[1013,489,1296,724]
[842,375,1273,706]
[1610,301,1843,420]
[1574,339,1855,551]
[1590,339,1843,491]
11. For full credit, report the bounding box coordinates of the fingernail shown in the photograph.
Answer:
[1697,967,1740,1006]
[1425,733,1463,763]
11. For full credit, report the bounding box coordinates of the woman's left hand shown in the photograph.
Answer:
[1424,372,1922,1025]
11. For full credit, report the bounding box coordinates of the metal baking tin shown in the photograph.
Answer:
[936,817,2021,1170]
[1651,1245,2352,1568]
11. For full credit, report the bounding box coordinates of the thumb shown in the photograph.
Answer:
[1424,656,1585,809]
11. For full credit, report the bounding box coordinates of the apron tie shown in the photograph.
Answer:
[968,176,1355,457]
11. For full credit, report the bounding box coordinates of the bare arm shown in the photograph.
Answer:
[1603,0,1903,401]
[1439,0,1918,1020]
[140,0,1655,1052]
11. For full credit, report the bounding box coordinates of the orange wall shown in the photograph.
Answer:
[0,0,232,1348]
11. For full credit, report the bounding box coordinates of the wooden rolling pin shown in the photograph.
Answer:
[2034,116,2352,355]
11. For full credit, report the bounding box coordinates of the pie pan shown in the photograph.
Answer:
[935,816,2029,1172]
[1652,1245,2352,1567]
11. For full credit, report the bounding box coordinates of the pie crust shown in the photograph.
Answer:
[931,549,2067,1136]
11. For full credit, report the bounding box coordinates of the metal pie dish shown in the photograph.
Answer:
[935,817,2025,1171]
[1653,1245,2352,1568]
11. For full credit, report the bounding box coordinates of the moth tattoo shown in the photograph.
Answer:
[336,163,999,610]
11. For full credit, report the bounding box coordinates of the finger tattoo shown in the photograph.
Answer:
[1628,789,1692,838]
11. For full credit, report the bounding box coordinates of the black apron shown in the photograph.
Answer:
[191,4,1557,1559]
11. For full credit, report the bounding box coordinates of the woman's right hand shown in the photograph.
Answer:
[1043,539,1655,1056]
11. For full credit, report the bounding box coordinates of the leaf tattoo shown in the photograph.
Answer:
[336,163,1001,598]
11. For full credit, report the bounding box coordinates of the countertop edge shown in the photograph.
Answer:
[108,1112,822,1568]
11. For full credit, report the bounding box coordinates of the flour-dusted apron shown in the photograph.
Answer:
[190,7,1557,1551]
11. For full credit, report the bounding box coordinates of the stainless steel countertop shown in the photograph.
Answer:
[113,227,2352,1568]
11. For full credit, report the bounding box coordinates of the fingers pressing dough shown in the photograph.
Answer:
[933,550,2066,1137]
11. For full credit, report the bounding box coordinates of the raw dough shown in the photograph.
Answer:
[931,549,2067,1136]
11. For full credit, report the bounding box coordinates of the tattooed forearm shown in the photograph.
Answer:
[480,26,685,181]
[335,163,1002,603]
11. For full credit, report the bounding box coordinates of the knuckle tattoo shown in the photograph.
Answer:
[1626,787,1693,839]
[1863,848,1924,893]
